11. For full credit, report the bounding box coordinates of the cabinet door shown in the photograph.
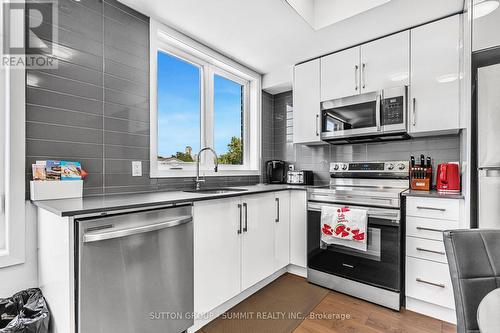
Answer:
[293,59,321,144]
[241,193,276,290]
[290,191,307,268]
[193,198,241,314]
[274,191,290,271]
[410,15,461,135]
[473,1,500,52]
[361,31,410,92]
[320,47,360,101]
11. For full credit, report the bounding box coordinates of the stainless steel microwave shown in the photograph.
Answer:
[320,86,409,144]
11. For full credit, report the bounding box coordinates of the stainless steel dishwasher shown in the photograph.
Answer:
[76,204,193,333]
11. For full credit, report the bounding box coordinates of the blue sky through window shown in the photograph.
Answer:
[214,74,243,156]
[157,51,200,159]
[157,51,244,160]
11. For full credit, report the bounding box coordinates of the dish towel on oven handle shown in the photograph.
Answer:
[320,206,368,252]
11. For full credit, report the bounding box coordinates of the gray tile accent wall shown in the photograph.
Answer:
[273,91,461,185]
[26,0,260,196]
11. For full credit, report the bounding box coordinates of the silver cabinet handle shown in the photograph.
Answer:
[416,247,446,255]
[416,206,446,212]
[375,94,381,131]
[342,263,355,269]
[354,65,359,91]
[237,204,242,234]
[416,226,443,233]
[416,278,445,288]
[316,114,320,136]
[417,227,443,232]
[243,203,248,232]
[412,98,416,126]
[83,216,192,243]
[275,198,280,222]
[362,63,366,89]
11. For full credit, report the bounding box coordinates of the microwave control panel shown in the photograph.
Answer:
[381,96,404,125]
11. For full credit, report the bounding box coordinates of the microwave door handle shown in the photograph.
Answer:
[376,94,381,132]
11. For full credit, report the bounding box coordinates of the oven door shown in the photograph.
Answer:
[321,91,381,140]
[307,202,402,292]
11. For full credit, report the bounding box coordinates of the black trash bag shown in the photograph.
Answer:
[0,288,49,333]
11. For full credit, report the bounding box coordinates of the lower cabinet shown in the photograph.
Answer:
[193,197,242,315]
[193,191,294,315]
[241,193,277,290]
[274,191,290,271]
[405,196,462,324]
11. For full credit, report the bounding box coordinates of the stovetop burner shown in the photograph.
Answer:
[308,161,410,209]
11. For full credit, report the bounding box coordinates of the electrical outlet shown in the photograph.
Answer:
[132,161,142,177]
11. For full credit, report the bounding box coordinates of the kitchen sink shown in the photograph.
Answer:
[183,188,249,194]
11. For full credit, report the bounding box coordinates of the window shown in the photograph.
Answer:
[214,74,244,165]
[157,51,201,167]
[150,20,261,177]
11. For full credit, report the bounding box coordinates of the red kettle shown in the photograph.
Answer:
[436,163,460,193]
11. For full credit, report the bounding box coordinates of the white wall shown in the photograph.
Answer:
[0,203,38,297]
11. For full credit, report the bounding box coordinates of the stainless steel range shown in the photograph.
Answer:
[307,161,409,310]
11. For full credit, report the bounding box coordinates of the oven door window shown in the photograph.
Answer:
[308,210,401,292]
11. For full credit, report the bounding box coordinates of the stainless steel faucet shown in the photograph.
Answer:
[195,147,219,190]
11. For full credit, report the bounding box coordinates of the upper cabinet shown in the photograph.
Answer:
[360,31,410,93]
[293,59,322,144]
[320,31,409,101]
[410,15,461,135]
[473,0,500,52]
[321,47,360,101]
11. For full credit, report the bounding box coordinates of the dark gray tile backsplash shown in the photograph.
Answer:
[26,0,260,197]
[25,0,459,196]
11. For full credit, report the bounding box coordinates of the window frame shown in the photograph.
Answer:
[0,48,26,268]
[150,20,261,178]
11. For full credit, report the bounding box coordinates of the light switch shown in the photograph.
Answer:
[132,161,142,177]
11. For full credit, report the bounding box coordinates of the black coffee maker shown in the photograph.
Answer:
[266,160,287,184]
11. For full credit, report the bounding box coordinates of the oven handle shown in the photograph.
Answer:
[307,202,400,221]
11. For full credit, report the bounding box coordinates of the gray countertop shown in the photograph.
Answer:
[402,189,464,199]
[32,184,308,217]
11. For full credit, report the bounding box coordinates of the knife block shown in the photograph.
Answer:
[410,167,432,191]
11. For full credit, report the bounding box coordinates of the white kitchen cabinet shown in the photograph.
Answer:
[473,0,500,52]
[193,198,242,315]
[290,190,307,268]
[274,191,290,270]
[241,193,276,290]
[293,59,321,144]
[321,47,360,101]
[410,15,461,135]
[405,195,461,324]
[360,31,410,92]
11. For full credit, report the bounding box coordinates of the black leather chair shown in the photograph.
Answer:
[443,229,500,333]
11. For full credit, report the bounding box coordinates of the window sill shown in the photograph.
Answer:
[150,169,261,178]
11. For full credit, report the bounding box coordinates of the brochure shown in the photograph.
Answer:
[61,161,82,180]
[45,160,61,180]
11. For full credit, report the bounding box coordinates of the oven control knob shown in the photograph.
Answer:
[387,163,394,170]
[342,164,348,170]
[397,163,406,170]
[333,164,339,171]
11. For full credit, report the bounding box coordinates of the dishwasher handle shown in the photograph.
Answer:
[83,216,192,243]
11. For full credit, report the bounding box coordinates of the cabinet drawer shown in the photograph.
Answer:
[406,257,455,309]
[406,197,460,220]
[406,216,459,241]
[406,237,447,263]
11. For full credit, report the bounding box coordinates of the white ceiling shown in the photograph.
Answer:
[119,0,464,91]
[286,0,391,30]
